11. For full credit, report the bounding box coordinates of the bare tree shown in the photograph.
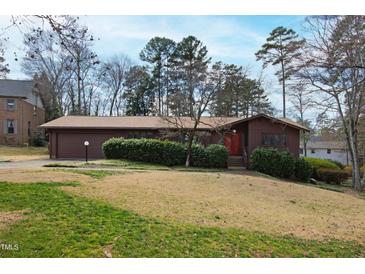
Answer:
[0,39,9,78]
[288,80,314,156]
[22,29,70,119]
[163,64,225,167]
[20,16,100,116]
[298,16,365,190]
[100,55,132,116]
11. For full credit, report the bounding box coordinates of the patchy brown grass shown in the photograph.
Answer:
[0,169,92,184]
[3,167,365,243]
[0,146,48,161]
[0,210,28,231]
[62,170,365,243]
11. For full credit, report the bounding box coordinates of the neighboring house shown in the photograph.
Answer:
[300,137,350,165]
[40,113,308,166]
[0,79,46,145]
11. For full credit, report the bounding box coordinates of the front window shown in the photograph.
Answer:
[262,133,287,146]
[7,120,15,134]
[7,99,16,111]
[327,149,331,154]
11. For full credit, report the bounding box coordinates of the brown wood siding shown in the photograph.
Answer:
[247,117,300,161]
[48,128,161,159]
[47,116,301,161]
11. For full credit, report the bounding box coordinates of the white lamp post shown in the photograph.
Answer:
[84,141,90,163]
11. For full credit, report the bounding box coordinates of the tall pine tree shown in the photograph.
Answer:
[169,36,211,116]
[139,37,176,115]
[123,66,155,116]
[255,26,304,117]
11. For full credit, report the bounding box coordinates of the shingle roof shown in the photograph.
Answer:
[40,114,308,131]
[0,79,34,98]
[304,141,347,150]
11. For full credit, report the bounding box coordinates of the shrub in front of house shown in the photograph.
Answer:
[316,168,349,185]
[102,138,229,168]
[102,138,185,166]
[190,144,208,167]
[162,140,187,166]
[303,157,340,179]
[205,144,229,168]
[294,158,313,182]
[250,147,295,179]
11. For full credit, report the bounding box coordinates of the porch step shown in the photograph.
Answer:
[227,156,244,167]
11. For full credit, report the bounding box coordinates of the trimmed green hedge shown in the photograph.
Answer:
[190,144,208,167]
[102,138,185,166]
[250,148,313,182]
[294,158,313,182]
[205,144,229,168]
[102,138,228,168]
[250,147,295,179]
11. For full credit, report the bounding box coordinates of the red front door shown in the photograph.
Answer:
[224,132,241,155]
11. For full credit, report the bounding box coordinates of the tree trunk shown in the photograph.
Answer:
[185,134,194,167]
[304,140,307,157]
[76,62,82,115]
[350,144,362,191]
[281,62,286,118]
[109,92,118,116]
[347,129,363,191]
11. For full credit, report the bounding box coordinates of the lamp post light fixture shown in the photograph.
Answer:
[84,140,90,163]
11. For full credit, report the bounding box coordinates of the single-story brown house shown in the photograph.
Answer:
[40,113,308,166]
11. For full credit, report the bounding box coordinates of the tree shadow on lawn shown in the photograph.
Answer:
[0,181,364,258]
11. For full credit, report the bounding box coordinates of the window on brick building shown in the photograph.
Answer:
[6,99,16,111]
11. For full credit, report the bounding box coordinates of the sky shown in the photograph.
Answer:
[0,15,308,117]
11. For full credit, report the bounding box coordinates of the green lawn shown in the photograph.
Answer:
[0,182,364,258]
[59,169,125,179]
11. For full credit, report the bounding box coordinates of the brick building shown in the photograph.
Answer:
[0,79,45,145]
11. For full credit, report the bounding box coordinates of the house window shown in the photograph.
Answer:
[7,120,15,134]
[6,99,16,111]
[311,149,315,154]
[327,149,331,154]
[262,134,287,146]
[300,148,304,154]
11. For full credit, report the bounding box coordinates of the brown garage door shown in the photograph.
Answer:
[57,132,115,159]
